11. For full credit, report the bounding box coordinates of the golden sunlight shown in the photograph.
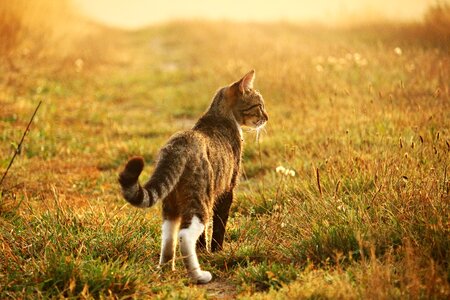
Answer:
[73,0,433,28]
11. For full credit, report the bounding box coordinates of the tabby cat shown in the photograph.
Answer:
[118,70,268,284]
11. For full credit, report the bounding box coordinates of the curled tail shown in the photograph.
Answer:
[119,151,186,208]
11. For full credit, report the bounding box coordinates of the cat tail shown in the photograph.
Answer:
[118,150,186,208]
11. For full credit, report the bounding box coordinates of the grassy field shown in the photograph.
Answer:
[1,3,449,299]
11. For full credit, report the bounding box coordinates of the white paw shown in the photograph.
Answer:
[190,270,212,284]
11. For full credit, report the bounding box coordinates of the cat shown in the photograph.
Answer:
[118,70,268,284]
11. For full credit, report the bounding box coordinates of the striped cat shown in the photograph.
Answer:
[118,70,268,284]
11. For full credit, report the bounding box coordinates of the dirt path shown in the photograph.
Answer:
[203,279,239,299]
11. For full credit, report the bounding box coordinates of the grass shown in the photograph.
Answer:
[1,2,449,299]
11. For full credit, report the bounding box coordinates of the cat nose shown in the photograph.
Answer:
[263,111,269,122]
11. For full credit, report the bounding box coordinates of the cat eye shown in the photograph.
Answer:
[240,104,261,113]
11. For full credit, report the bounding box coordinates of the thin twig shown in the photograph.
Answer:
[371,183,383,202]
[0,100,42,187]
[316,167,323,198]
[334,179,341,199]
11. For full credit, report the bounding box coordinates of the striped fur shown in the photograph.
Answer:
[118,139,188,208]
[118,70,268,283]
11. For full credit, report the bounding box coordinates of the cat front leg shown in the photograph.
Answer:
[211,191,233,252]
[179,215,212,284]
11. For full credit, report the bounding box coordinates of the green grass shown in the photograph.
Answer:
[1,15,449,299]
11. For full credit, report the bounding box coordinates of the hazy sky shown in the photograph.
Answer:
[73,0,435,29]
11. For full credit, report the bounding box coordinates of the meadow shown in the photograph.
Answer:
[0,2,449,299]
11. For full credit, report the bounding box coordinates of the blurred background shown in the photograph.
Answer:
[73,0,434,28]
[0,0,449,69]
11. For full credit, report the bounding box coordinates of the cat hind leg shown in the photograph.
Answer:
[178,215,212,284]
[159,218,180,271]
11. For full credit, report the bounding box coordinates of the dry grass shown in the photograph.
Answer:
[423,2,450,46]
[0,2,449,299]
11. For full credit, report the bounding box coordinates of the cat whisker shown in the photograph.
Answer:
[260,126,267,136]
[255,122,267,142]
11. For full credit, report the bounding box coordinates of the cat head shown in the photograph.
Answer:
[226,70,269,129]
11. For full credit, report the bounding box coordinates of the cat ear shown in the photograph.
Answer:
[229,70,255,95]
[238,70,255,93]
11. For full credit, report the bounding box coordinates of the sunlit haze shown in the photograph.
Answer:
[73,0,433,29]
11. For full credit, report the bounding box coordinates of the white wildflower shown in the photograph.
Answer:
[276,166,286,174]
[394,47,402,56]
[353,53,361,61]
[276,166,296,177]
[75,58,84,72]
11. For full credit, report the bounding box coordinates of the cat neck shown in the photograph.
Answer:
[202,87,243,140]
[194,112,243,143]
[206,88,233,117]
